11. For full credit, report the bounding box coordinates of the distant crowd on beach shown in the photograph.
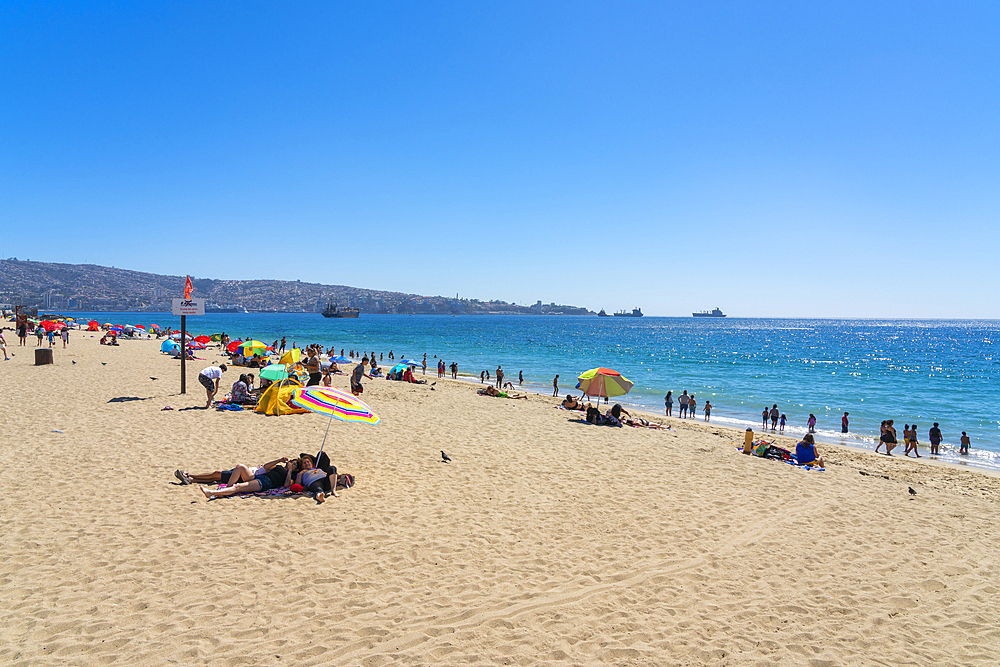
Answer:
[158,331,981,459]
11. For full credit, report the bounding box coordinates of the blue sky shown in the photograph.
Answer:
[2,2,998,317]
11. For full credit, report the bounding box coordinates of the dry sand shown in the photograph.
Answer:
[2,335,999,666]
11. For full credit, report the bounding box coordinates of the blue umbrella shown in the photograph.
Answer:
[330,355,352,364]
[390,363,408,376]
[400,359,421,366]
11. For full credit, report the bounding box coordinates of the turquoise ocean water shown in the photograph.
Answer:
[75,313,1000,472]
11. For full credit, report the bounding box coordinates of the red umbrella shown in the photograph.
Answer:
[226,340,244,353]
[194,335,211,344]
[40,320,59,332]
[87,320,100,331]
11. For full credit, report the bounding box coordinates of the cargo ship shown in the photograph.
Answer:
[613,307,643,318]
[322,303,361,318]
[693,307,726,318]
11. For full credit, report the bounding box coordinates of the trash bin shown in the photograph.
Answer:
[35,348,54,365]
[743,428,754,454]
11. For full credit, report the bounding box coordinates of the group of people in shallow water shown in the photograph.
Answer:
[663,391,712,421]
[174,451,343,503]
[875,420,970,457]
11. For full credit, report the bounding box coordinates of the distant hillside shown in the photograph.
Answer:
[0,259,593,316]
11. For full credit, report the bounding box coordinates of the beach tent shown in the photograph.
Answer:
[279,348,301,365]
[254,379,308,416]
[209,334,223,341]
[161,340,180,353]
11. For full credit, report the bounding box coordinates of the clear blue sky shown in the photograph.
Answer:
[2,2,998,317]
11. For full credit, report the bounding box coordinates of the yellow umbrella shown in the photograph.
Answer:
[279,348,301,365]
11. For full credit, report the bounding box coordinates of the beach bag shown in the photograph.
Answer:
[752,440,770,457]
[337,473,355,489]
[765,445,792,461]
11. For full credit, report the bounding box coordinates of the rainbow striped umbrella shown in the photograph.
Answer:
[577,367,634,401]
[290,387,380,460]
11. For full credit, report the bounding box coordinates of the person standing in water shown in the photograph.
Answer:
[842,412,849,433]
[960,432,970,455]
[664,391,673,416]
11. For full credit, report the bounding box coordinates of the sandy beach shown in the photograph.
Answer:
[2,335,998,666]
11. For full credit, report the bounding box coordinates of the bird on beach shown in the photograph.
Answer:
[150,377,158,381]
[72,360,76,364]
[441,451,451,463]
[908,487,917,496]
[101,362,107,366]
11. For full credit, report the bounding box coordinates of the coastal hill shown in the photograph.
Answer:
[0,259,593,315]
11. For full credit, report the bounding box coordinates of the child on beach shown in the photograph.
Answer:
[807,414,816,433]
[703,400,711,422]
[664,391,673,416]
[762,407,769,429]
[779,414,786,433]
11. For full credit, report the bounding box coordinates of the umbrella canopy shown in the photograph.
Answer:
[259,364,291,381]
[399,359,421,366]
[193,335,211,343]
[188,341,207,349]
[87,320,100,331]
[134,325,145,330]
[329,355,351,364]
[290,387,380,425]
[170,332,193,340]
[278,348,301,365]
[40,320,59,332]
[577,367,634,400]
[149,324,162,330]
[390,363,408,376]
[226,339,244,353]
[239,340,269,357]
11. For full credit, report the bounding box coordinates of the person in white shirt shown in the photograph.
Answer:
[198,364,227,408]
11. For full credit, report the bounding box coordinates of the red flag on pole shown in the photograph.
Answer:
[184,276,193,299]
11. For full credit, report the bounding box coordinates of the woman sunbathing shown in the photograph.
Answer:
[176,457,291,486]
[294,453,339,502]
[562,395,585,410]
[479,385,527,399]
[200,459,298,499]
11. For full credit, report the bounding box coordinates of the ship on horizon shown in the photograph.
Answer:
[322,303,361,318]
[693,307,726,318]
[206,303,248,314]
[597,309,610,317]
[613,307,643,318]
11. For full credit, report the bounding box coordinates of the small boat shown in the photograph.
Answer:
[322,303,361,318]
[693,307,726,318]
[613,308,643,318]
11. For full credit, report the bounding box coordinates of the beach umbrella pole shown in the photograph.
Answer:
[316,413,334,462]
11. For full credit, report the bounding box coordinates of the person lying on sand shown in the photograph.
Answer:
[479,385,527,399]
[175,457,290,486]
[294,453,339,502]
[562,395,585,410]
[200,459,298,499]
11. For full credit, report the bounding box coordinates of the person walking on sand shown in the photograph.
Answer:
[0,331,9,361]
[807,414,816,433]
[350,357,369,396]
[842,412,849,433]
[422,354,427,375]
[279,337,286,354]
[61,327,69,348]
[198,364,227,408]
[960,432,970,455]
[552,374,559,397]
[679,391,689,418]
[769,405,779,431]
[35,325,44,347]
[496,365,504,388]
[703,400,712,422]
[664,391,673,416]
[929,423,942,455]
[481,371,485,384]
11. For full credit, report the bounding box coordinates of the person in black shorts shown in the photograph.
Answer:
[200,460,297,499]
[175,457,290,485]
